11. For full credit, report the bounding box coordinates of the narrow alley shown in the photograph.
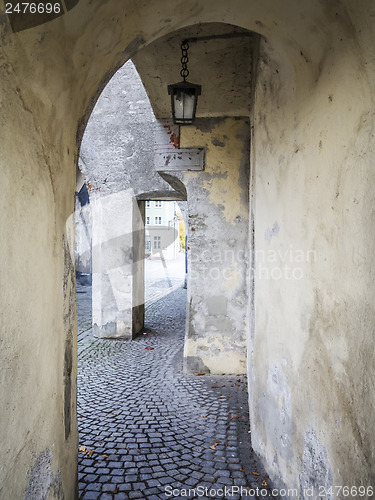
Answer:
[77,280,273,499]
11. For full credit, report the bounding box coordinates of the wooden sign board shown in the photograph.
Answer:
[154,120,205,172]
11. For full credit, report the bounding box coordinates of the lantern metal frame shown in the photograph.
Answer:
[167,40,201,125]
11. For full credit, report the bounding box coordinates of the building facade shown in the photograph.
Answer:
[145,200,181,260]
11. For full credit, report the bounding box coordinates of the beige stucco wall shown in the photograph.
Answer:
[0,28,78,499]
[249,7,375,493]
[0,0,374,497]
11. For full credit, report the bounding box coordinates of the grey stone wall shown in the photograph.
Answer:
[79,60,174,198]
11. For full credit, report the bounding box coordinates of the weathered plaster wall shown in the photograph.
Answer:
[179,118,249,375]
[79,60,174,198]
[249,9,375,494]
[0,25,78,500]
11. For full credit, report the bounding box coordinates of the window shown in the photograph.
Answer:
[146,201,150,207]
[155,201,162,208]
[154,236,161,249]
[146,216,150,224]
[154,216,162,225]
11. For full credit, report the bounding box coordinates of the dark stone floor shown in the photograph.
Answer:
[77,286,275,499]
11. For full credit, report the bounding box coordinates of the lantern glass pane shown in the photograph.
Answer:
[173,88,195,122]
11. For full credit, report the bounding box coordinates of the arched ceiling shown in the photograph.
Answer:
[132,23,258,119]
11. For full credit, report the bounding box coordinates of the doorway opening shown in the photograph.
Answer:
[144,200,187,309]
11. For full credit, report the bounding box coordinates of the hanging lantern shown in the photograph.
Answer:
[168,41,201,125]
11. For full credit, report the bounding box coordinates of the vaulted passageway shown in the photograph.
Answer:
[78,47,251,371]
[1,2,375,498]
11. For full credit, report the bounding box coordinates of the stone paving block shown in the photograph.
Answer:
[190,470,204,480]
[111,493,129,500]
[98,475,112,483]
[233,477,248,486]
[98,494,112,500]
[82,492,101,500]
[85,474,99,483]
[140,467,153,474]
[132,481,147,490]
[97,483,116,492]
[188,464,201,472]
[111,469,124,476]
[147,478,161,487]
[215,469,231,477]
[139,473,152,481]
[86,483,102,492]
[163,462,178,470]
[83,467,96,474]
[107,462,123,468]
[231,470,245,478]
[128,491,144,499]
[184,477,199,487]
[124,468,138,475]
[124,474,138,482]
[152,471,169,479]
[96,468,110,475]
[110,476,124,484]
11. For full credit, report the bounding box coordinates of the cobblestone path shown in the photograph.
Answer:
[77,287,274,499]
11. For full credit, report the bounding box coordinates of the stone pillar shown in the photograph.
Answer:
[92,190,144,339]
[155,118,249,375]
[180,118,250,375]
[132,201,145,334]
[74,185,92,282]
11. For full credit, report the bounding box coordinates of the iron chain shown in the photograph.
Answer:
[180,41,189,80]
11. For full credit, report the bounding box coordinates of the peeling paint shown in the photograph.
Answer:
[265,221,280,241]
[181,118,249,223]
[298,428,333,498]
[163,123,180,148]
[24,450,64,500]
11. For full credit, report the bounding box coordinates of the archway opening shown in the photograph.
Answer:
[73,19,270,499]
[144,200,187,308]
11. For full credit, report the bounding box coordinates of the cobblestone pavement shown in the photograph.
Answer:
[77,286,275,499]
[77,283,93,343]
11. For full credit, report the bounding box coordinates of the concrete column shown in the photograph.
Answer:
[92,190,144,339]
